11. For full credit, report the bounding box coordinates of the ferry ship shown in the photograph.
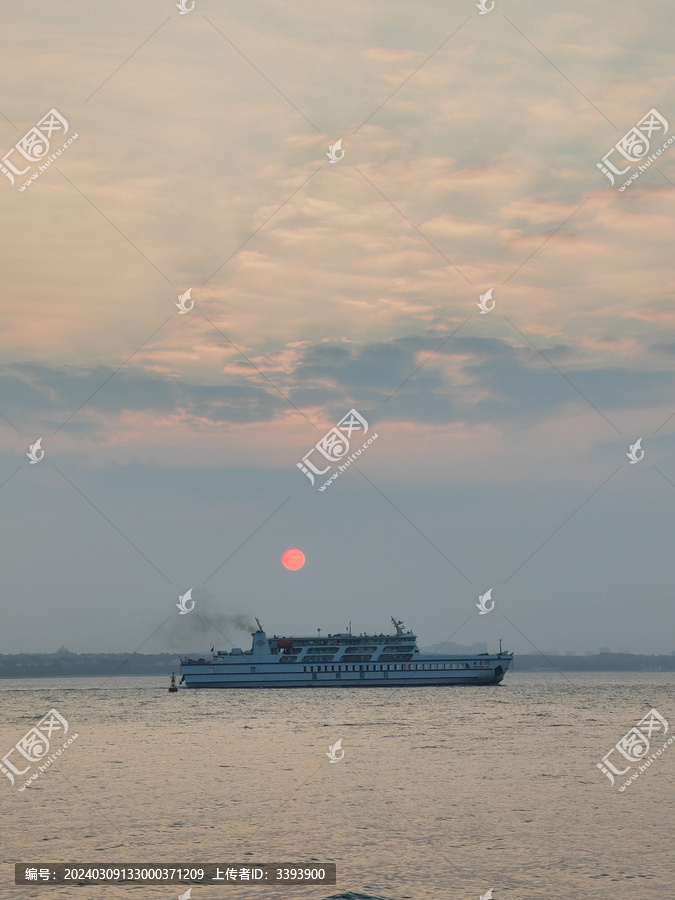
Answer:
[179,618,513,688]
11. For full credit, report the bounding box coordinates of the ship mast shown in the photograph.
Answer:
[391,616,405,636]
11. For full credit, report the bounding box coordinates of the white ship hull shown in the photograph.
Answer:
[179,660,510,689]
[180,619,512,688]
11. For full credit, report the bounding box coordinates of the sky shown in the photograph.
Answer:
[1,0,674,656]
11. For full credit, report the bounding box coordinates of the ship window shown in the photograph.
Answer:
[250,667,256,673]
[387,665,391,671]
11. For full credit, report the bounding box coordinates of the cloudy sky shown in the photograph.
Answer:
[1,0,674,656]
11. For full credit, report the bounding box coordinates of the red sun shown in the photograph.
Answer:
[282,548,306,571]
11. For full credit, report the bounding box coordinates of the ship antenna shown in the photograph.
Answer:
[255,617,263,632]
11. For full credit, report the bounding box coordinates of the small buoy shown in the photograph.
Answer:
[168,672,178,693]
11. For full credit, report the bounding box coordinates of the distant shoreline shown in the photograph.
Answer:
[0,650,673,677]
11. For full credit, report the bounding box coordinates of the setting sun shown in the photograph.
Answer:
[281,548,306,571]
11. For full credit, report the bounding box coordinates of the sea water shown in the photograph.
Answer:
[1,672,673,899]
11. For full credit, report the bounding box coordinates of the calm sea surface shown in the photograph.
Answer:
[1,673,673,899]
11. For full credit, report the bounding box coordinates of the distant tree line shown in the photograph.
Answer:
[511,653,675,672]
[0,650,182,678]
[0,648,672,677]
